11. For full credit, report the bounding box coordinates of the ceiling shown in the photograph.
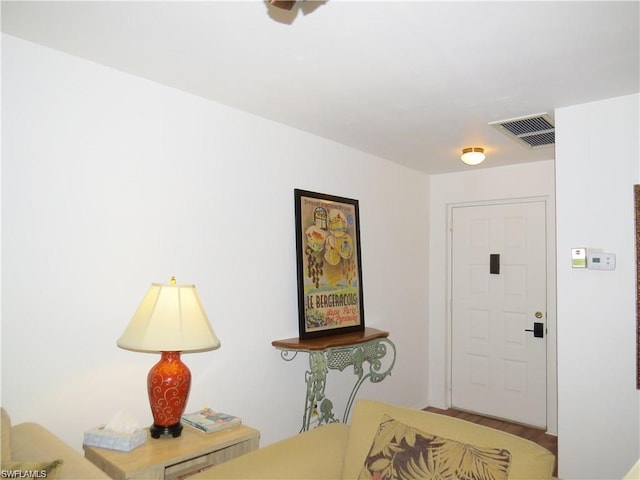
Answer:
[2,1,639,174]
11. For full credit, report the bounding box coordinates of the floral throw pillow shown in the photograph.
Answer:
[359,415,511,480]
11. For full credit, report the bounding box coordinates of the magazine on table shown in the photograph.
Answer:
[181,407,242,434]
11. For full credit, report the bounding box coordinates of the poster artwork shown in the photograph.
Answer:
[295,190,364,338]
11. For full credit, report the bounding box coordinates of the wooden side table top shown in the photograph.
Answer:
[271,327,389,351]
[83,424,259,474]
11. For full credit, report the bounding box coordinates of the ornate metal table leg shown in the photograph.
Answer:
[343,338,396,422]
[301,351,329,431]
[280,349,317,432]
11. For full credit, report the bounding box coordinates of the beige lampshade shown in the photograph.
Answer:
[117,279,221,353]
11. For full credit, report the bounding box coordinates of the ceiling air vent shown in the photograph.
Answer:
[489,113,555,149]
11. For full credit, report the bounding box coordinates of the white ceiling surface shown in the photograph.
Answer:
[2,1,639,174]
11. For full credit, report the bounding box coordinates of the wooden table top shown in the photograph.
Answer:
[271,327,389,351]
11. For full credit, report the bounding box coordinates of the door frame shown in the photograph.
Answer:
[445,196,557,435]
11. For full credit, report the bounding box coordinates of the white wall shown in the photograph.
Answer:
[1,34,430,450]
[427,160,558,434]
[555,94,640,479]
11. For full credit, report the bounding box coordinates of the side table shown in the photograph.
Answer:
[83,424,259,480]
[272,327,396,432]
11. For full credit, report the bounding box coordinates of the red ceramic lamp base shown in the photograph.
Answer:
[147,351,191,439]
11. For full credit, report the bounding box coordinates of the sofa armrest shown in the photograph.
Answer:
[193,423,349,480]
[10,423,109,479]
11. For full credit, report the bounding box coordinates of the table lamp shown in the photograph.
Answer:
[117,277,220,438]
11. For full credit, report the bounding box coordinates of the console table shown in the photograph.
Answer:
[272,327,396,432]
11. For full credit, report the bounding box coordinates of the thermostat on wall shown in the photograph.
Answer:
[587,252,616,270]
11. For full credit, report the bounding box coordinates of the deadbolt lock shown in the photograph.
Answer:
[535,311,543,319]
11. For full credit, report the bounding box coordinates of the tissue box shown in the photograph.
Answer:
[83,426,147,452]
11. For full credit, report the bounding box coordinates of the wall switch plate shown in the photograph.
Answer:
[571,248,587,268]
[587,252,616,270]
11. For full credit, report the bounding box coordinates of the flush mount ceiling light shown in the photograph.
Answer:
[460,147,485,166]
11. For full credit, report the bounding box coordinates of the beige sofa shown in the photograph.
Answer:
[1,408,108,479]
[196,399,556,480]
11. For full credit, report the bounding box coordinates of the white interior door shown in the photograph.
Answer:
[451,201,547,428]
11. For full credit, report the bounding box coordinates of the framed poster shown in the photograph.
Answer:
[294,189,365,339]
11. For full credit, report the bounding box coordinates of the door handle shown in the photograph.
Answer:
[525,322,544,338]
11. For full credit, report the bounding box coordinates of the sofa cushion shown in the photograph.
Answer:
[1,459,63,480]
[358,415,511,480]
[1,408,11,462]
[1,409,64,478]
[193,422,350,480]
[342,400,555,480]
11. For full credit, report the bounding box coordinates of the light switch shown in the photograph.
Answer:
[571,248,587,268]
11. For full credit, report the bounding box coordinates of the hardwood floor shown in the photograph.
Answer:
[424,407,558,477]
